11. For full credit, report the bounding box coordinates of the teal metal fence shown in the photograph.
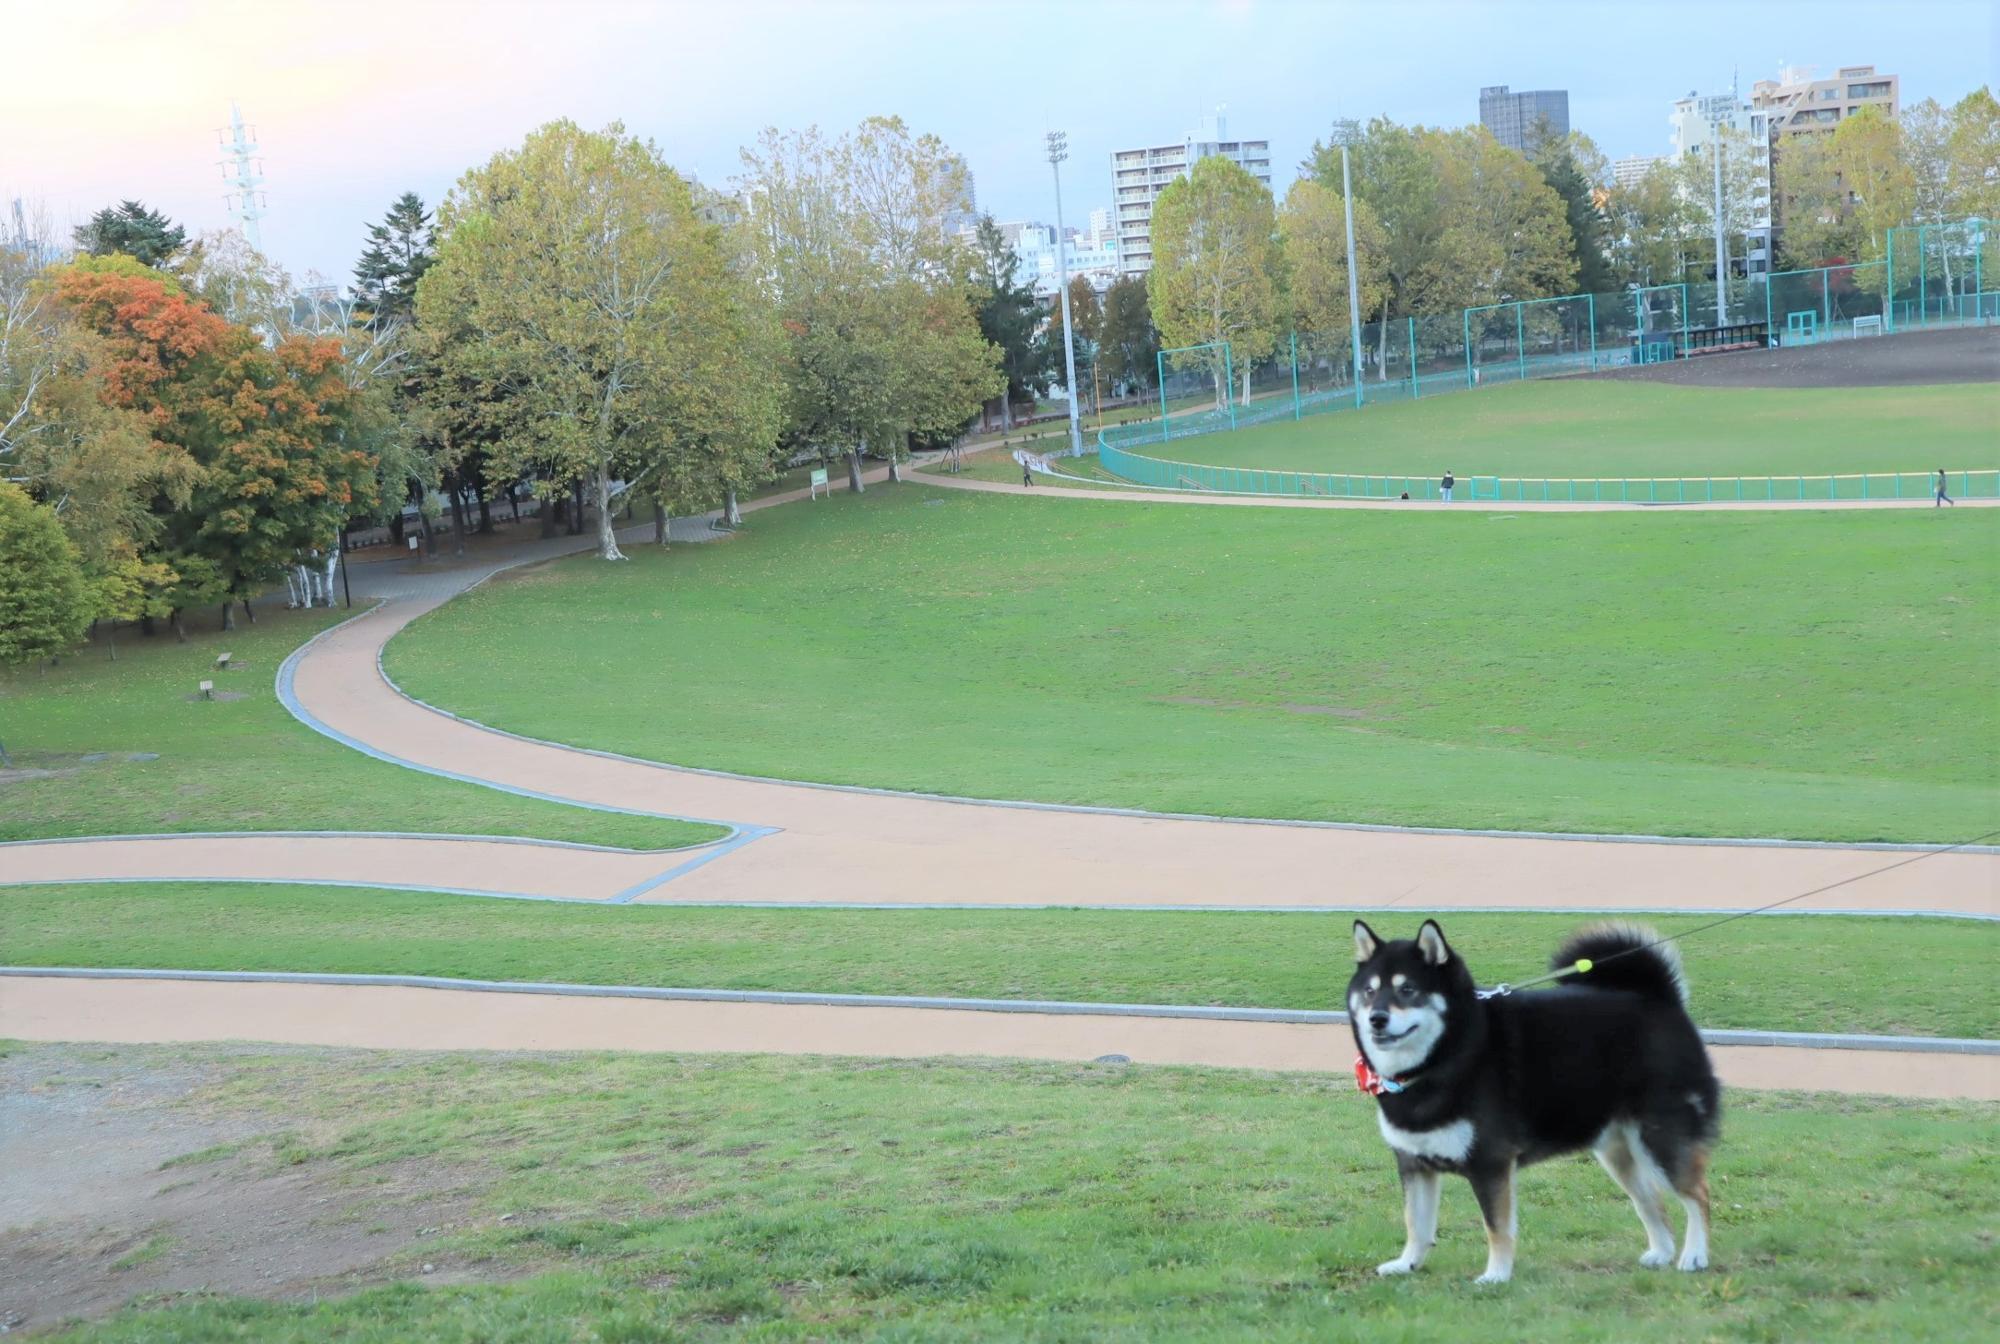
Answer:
[1091,439,2000,505]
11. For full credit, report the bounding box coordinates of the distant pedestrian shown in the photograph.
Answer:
[1440,470,1455,503]
[1022,459,1035,488]
[1936,468,1954,507]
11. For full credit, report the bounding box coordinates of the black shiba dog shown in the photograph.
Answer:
[1349,919,1720,1283]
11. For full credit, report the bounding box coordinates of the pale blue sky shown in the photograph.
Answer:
[6,0,1995,282]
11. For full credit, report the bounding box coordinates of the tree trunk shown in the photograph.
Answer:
[446,483,469,557]
[139,615,155,637]
[389,513,405,547]
[569,480,585,535]
[170,609,186,642]
[887,455,902,484]
[1000,392,1013,433]
[540,494,559,538]
[477,490,493,533]
[221,602,235,632]
[653,500,668,545]
[724,488,742,528]
[242,597,256,624]
[107,625,117,661]
[507,485,520,523]
[592,466,626,561]
[1242,366,1251,406]
[847,448,865,494]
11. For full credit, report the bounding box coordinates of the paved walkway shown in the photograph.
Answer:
[6,975,1994,1101]
[6,460,1996,1096]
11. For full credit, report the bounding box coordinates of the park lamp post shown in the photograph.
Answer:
[1047,130,1085,459]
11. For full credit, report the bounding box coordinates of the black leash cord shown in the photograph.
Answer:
[1478,828,2000,998]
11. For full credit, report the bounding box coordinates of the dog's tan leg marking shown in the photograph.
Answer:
[1471,1163,1517,1284]
[1376,1168,1441,1275]
[1594,1124,1676,1267]
[1671,1146,1712,1271]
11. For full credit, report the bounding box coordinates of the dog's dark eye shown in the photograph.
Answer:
[1397,984,1419,999]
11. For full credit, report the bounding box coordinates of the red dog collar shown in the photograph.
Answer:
[1355,1055,1407,1095]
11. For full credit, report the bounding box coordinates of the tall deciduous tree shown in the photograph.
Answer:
[420,120,751,559]
[1096,276,1159,395]
[0,481,92,666]
[1277,178,1385,371]
[73,201,187,268]
[740,118,999,492]
[1607,161,1700,287]
[56,256,377,626]
[1147,155,1279,407]
[1302,119,1443,335]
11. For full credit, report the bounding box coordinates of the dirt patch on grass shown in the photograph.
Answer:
[0,1044,514,1333]
[1589,324,1999,389]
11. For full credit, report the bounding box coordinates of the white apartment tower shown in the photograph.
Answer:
[1110,111,1271,277]
[1668,88,1774,276]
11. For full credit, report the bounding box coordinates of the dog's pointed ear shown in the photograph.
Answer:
[1353,920,1380,963]
[1416,920,1452,966]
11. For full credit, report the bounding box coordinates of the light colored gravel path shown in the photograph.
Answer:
[6,975,1994,1100]
[933,464,2000,511]
[7,457,1994,1089]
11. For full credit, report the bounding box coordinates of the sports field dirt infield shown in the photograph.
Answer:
[1594,324,1999,389]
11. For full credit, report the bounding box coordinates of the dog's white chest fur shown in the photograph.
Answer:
[1378,1113,1476,1164]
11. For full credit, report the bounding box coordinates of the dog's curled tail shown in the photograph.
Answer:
[1551,922,1687,1005]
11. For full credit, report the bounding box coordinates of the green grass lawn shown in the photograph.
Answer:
[386,486,1999,842]
[33,1044,1998,1341]
[0,608,726,851]
[8,885,1992,1038]
[1139,380,2000,479]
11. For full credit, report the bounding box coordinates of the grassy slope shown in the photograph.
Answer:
[388,487,1999,841]
[1145,380,2000,478]
[0,607,725,851]
[7,884,1992,1039]
[43,1045,1999,1342]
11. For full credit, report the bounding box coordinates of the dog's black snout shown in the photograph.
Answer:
[1368,1011,1389,1031]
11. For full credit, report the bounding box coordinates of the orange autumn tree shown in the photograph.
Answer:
[54,256,378,628]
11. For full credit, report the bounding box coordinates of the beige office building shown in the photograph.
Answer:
[1750,65,1899,139]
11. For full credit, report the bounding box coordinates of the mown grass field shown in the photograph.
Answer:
[6,884,1993,1038]
[0,608,725,850]
[29,1043,1997,1342]
[1134,380,2000,479]
[387,486,1999,842]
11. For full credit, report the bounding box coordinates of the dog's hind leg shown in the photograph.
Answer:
[1376,1163,1441,1275]
[1668,1145,1712,1272]
[1594,1123,1676,1267]
[1468,1161,1518,1284]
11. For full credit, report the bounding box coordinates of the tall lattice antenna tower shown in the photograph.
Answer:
[217,101,266,251]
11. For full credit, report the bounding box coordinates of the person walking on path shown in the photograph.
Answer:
[1440,470,1455,503]
[1022,457,1036,488]
[1936,469,1954,507]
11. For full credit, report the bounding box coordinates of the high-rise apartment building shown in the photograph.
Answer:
[1478,85,1569,153]
[1110,111,1271,277]
[1750,65,1899,141]
[1612,155,1663,190]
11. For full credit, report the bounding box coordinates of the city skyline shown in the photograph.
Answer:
[3,0,1993,285]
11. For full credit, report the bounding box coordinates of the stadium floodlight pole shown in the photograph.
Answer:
[1710,116,1728,324]
[1047,130,1084,459]
[1341,141,1364,410]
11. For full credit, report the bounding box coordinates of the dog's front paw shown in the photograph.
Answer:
[1376,1257,1419,1276]
[1638,1248,1674,1268]
[1677,1249,1708,1272]
[1473,1269,1512,1285]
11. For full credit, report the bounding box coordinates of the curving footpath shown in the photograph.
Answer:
[5,461,1996,1097]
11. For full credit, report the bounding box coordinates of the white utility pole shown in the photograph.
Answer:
[1341,141,1365,409]
[1710,116,1729,323]
[1047,130,1084,459]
